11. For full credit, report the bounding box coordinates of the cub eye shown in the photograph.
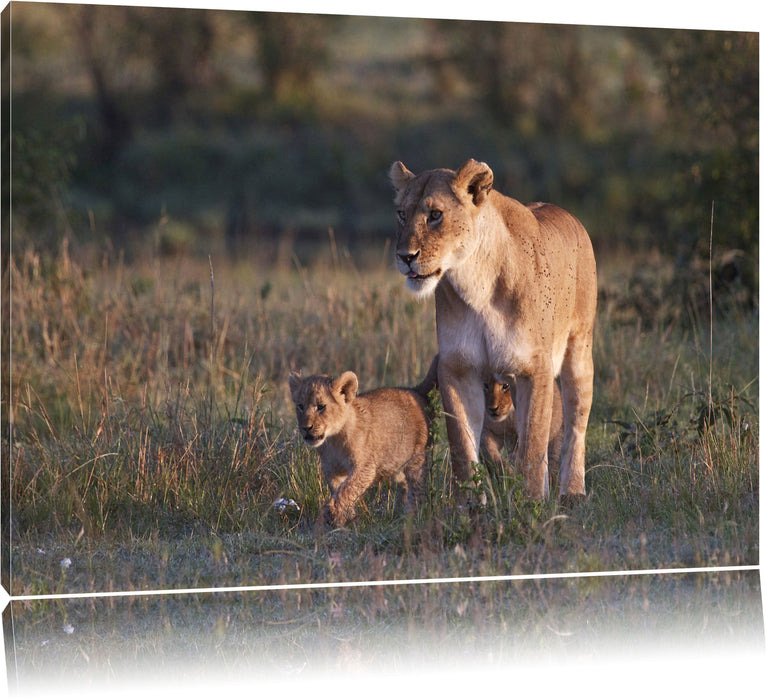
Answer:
[296,403,305,412]
[317,404,326,414]
[428,209,442,222]
[501,384,510,393]
[396,210,406,223]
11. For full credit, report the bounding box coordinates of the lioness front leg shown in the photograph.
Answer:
[512,370,555,500]
[437,358,484,500]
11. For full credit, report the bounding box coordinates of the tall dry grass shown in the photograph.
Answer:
[4,237,758,598]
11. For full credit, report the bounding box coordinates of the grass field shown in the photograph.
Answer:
[3,234,762,689]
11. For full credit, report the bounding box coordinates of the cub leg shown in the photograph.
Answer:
[324,470,347,497]
[325,465,377,527]
[391,469,408,506]
[481,430,506,474]
[401,453,428,512]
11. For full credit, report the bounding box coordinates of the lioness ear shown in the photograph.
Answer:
[453,159,494,206]
[333,371,359,403]
[389,161,415,203]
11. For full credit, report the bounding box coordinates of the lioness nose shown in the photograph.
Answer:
[398,251,419,266]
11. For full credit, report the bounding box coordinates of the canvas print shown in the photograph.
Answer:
[1,0,763,694]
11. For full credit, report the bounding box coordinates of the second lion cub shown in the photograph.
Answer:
[288,357,437,528]
[480,375,564,486]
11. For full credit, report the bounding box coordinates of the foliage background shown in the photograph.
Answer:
[3,2,758,277]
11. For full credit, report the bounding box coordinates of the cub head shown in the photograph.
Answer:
[388,158,494,297]
[288,370,359,448]
[484,374,514,422]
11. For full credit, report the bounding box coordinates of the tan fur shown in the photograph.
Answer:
[480,375,564,487]
[288,357,437,527]
[389,159,597,500]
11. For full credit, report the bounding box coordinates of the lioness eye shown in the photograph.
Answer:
[501,384,510,393]
[428,209,442,222]
[396,210,406,223]
[296,403,304,412]
[317,404,326,413]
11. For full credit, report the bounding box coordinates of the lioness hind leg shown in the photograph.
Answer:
[548,381,565,484]
[558,332,594,497]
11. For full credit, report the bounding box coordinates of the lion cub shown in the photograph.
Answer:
[480,375,564,484]
[288,357,437,528]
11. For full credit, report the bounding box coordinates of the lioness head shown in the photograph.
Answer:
[288,370,358,447]
[484,375,513,422]
[389,159,494,297]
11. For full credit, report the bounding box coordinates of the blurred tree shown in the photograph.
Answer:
[657,31,758,152]
[2,5,9,270]
[68,5,133,164]
[425,22,756,263]
[653,30,758,255]
[123,6,217,123]
[426,21,596,137]
[249,12,340,104]
[4,121,84,249]
[67,5,218,160]
[4,3,758,284]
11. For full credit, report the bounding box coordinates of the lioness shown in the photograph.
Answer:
[389,159,597,501]
[480,375,564,487]
[288,357,437,527]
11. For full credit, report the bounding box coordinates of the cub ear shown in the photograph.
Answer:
[333,371,359,403]
[453,159,494,206]
[389,161,415,203]
[288,371,303,395]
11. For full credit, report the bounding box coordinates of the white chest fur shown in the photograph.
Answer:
[437,300,538,377]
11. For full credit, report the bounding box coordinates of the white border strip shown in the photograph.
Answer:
[3,564,760,605]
